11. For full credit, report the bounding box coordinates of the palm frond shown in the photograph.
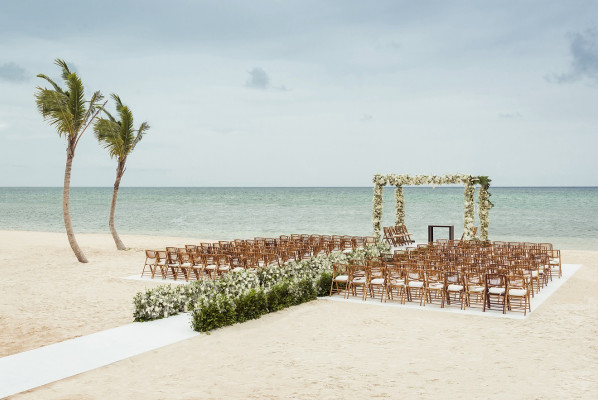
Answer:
[82,91,105,128]
[35,89,74,138]
[54,58,72,81]
[131,121,150,151]
[111,93,124,113]
[119,105,135,154]
[99,104,117,123]
[66,72,87,133]
[94,118,122,159]
[36,74,64,94]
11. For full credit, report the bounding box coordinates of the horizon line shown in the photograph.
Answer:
[1,186,597,189]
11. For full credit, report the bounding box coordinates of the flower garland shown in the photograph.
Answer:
[474,176,493,241]
[372,174,492,241]
[372,174,387,239]
[463,177,475,239]
[394,186,405,226]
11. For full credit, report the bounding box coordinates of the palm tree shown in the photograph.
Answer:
[94,94,150,250]
[35,59,105,263]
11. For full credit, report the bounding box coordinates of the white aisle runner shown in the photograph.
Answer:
[0,313,198,398]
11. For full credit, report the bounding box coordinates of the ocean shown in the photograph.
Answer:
[0,187,596,250]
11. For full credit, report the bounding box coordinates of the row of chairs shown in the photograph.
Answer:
[141,233,378,281]
[142,251,248,281]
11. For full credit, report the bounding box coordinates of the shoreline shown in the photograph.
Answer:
[1,230,597,398]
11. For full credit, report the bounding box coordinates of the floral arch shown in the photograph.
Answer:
[372,174,493,242]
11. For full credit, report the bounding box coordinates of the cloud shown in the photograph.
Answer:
[360,114,373,122]
[0,62,29,82]
[550,29,598,84]
[246,67,270,89]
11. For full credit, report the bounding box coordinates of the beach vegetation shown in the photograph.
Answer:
[34,59,105,263]
[94,94,150,250]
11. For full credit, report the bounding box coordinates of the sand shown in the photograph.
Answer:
[1,230,597,399]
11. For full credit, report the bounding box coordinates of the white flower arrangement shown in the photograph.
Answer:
[394,186,405,226]
[372,174,492,241]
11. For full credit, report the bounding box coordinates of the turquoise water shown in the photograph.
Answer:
[0,187,596,250]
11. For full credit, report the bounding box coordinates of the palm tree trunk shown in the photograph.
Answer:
[109,160,126,250]
[64,148,88,263]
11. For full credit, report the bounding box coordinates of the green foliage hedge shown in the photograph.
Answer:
[191,277,318,332]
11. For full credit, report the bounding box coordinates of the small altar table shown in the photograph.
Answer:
[427,225,454,243]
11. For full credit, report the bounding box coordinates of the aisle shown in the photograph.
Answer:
[0,313,198,398]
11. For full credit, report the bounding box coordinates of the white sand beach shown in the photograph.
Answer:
[1,230,597,399]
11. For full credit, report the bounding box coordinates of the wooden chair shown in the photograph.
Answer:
[385,264,406,303]
[200,242,212,254]
[347,262,369,300]
[155,250,169,279]
[141,250,158,278]
[463,271,485,309]
[365,236,377,246]
[547,249,562,279]
[395,225,415,245]
[525,258,544,295]
[229,256,246,272]
[341,237,353,253]
[423,269,445,307]
[506,274,531,315]
[405,268,425,305]
[203,254,218,278]
[190,252,206,280]
[445,270,464,310]
[178,251,193,281]
[166,251,182,281]
[383,226,395,246]
[484,273,506,313]
[216,254,231,276]
[330,263,349,297]
[366,261,386,301]
[352,236,365,250]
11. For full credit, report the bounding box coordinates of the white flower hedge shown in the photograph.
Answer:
[133,242,391,331]
[372,174,493,241]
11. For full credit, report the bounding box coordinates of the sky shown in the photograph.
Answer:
[0,0,597,187]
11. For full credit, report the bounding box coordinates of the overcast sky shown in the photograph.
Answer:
[1,0,597,186]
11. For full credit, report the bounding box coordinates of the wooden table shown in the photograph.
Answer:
[427,225,454,243]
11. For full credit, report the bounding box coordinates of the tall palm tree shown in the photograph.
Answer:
[35,59,105,263]
[94,94,150,250]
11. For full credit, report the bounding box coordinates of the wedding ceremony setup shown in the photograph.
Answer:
[3,2,596,396]
[131,174,564,329]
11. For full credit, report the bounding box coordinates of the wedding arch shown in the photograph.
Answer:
[372,174,493,242]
